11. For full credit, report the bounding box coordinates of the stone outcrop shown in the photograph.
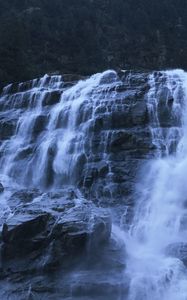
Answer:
[0,188,111,264]
[0,188,116,300]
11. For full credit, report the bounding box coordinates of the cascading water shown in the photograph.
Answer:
[1,68,187,299]
[124,70,187,300]
[0,70,119,189]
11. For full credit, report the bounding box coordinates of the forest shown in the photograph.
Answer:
[0,0,187,87]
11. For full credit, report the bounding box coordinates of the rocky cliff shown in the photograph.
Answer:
[0,69,183,299]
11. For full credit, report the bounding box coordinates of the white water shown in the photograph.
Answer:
[124,70,187,300]
[2,69,187,299]
[0,70,119,188]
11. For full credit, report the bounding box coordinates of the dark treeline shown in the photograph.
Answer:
[0,0,187,87]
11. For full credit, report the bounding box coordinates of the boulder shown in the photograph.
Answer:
[1,212,51,259]
[0,236,127,300]
[1,189,112,268]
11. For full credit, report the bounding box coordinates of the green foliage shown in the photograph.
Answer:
[0,0,187,87]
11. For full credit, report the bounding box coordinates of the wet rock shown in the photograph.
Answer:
[110,128,152,154]
[0,119,15,139]
[42,90,61,106]
[0,70,183,299]
[0,70,176,209]
[8,189,41,209]
[157,86,181,127]
[14,146,34,160]
[120,71,148,86]
[42,143,57,187]
[0,183,4,193]
[0,226,127,300]
[1,189,112,268]
[32,115,48,136]
[0,71,152,205]
[131,101,149,125]
[2,82,19,95]
[62,74,87,82]
[99,71,118,84]
[1,213,50,259]
[165,242,187,266]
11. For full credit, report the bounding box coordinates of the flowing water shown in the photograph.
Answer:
[125,70,187,300]
[1,69,187,299]
[0,70,119,190]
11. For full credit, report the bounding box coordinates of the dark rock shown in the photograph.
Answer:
[165,242,187,266]
[110,128,152,154]
[1,189,112,267]
[1,213,50,258]
[0,119,15,139]
[42,143,57,188]
[0,70,168,209]
[14,146,34,160]
[8,189,41,209]
[99,71,118,85]
[62,74,87,82]
[0,69,183,299]
[32,115,48,135]
[0,225,127,300]
[42,90,61,106]
[0,183,4,193]
[156,84,183,128]
[2,83,19,95]
[131,101,149,125]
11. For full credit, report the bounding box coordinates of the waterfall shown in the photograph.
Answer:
[1,68,187,299]
[125,70,187,300]
[0,70,119,189]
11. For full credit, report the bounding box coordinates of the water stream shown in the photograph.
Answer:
[125,70,187,300]
[1,69,187,299]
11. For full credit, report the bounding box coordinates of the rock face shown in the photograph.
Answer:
[0,71,181,209]
[0,69,182,299]
[1,188,111,263]
[0,188,113,299]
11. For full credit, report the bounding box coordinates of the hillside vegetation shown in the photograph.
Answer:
[0,0,187,87]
